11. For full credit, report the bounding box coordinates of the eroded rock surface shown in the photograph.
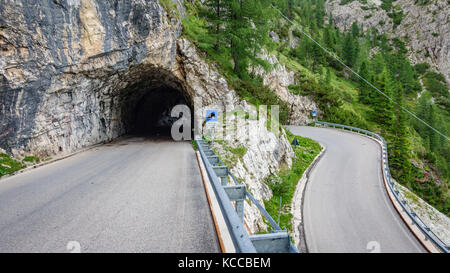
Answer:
[210,110,294,233]
[0,0,239,157]
[325,0,450,84]
[254,52,318,125]
[1,0,179,155]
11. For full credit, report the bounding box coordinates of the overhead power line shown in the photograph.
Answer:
[271,5,449,141]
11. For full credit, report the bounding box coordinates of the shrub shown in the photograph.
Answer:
[413,63,430,75]
[0,154,26,177]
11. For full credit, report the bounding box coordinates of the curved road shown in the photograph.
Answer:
[287,126,425,253]
[0,138,219,253]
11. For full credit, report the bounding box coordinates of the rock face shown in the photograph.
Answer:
[254,52,318,125]
[1,0,178,155]
[396,182,450,245]
[210,108,295,233]
[325,0,450,84]
[0,0,237,156]
[326,0,393,33]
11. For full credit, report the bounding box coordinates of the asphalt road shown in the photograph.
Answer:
[287,126,425,253]
[0,137,219,253]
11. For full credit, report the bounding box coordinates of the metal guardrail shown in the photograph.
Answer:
[314,121,449,253]
[196,137,299,253]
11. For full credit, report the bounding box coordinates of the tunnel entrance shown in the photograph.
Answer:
[120,83,192,139]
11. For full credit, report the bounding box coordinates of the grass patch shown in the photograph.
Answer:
[0,154,26,177]
[191,140,198,151]
[23,156,40,164]
[159,0,180,20]
[402,186,420,206]
[211,140,248,169]
[264,129,322,233]
[229,146,247,159]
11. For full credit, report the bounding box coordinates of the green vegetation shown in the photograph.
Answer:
[388,10,404,29]
[0,154,26,177]
[380,0,394,11]
[264,129,322,233]
[183,0,450,216]
[414,0,431,5]
[191,140,198,151]
[413,62,430,75]
[23,156,40,164]
[0,154,42,178]
[212,139,247,168]
[182,0,290,124]
[339,0,356,4]
[229,146,247,159]
[159,0,180,20]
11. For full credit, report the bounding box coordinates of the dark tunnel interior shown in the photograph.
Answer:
[121,85,192,138]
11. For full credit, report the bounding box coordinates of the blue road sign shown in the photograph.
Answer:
[312,110,317,117]
[206,110,218,122]
[291,137,299,149]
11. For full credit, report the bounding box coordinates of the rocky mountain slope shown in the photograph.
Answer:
[325,0,450,85]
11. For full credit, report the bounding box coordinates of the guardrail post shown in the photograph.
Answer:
[249,233,292,253]
[236,199,244,222]
[223,184,246,222]
[213,166,228,186]
[207,155,220,165]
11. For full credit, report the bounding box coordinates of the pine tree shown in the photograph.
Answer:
[390,85,412,183]
[427,103,440,153]
[247,0,273,77]
[358,61,371,104]
[342,33,358,68]
[415,95,440,153]
[315,0,325,28]
[397,56,420,95]
[201,0,228,51]
[325,68,332,85]
[323,26,334,51]
[371,67,395,130]
[328,12,333,26]
[223,0,271,78]
[351,21,360,38]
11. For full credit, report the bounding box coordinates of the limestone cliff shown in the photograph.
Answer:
[0,0,243,156]
[1,0,179,155]
[325,0,450,84]
[254,52,318,125]
[209,106,295,233]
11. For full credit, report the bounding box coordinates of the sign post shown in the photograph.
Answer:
[291,137,299,150]
[205,110,218,143]
[291,137,299,159]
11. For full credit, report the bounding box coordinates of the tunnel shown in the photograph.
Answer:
[117,73,193,139]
